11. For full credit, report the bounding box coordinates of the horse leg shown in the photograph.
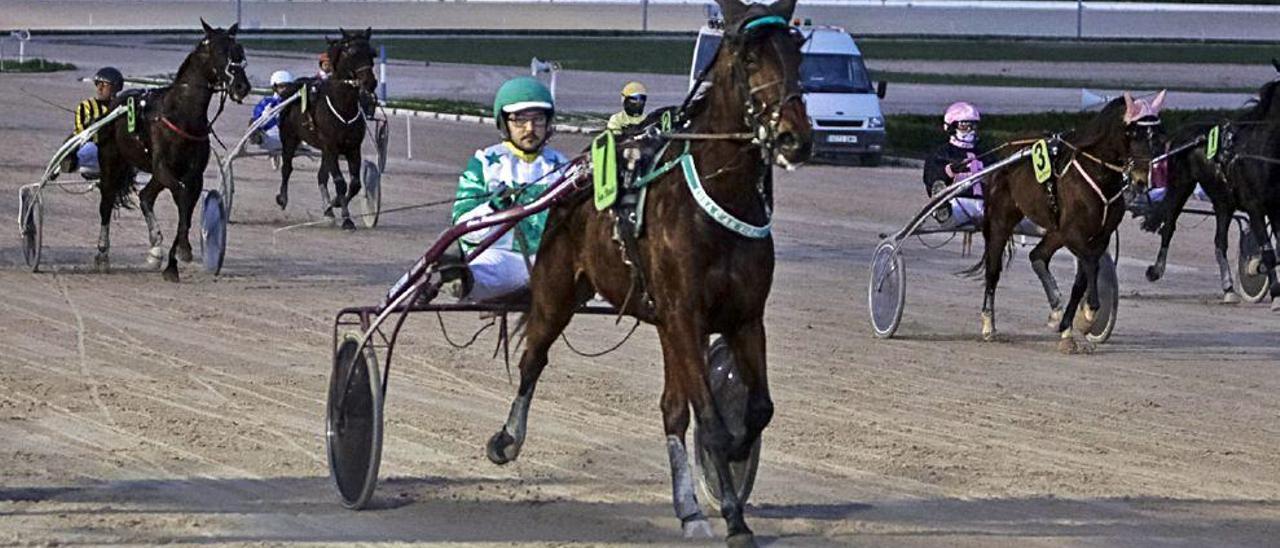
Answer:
[173,170,201,264]
[343,147,362,202]
[658,319,754,545]
[1146,175,1196,283]
[317,151,335,218]
[1028,233,1065,327]
[1056,257,1092,354]
[1214,210,1238,302]
[138,178,166,269]
[980,199,1020,341]
[1268,212,1280,310]
[159,171,189,283]
[485,243,581,465]
[95,182,114,272]
[276,133,299,210]
[659,340,713,539]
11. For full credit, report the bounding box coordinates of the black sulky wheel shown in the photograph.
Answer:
[356,160,382,229]
[200,190,227,275]
[327,333,385,510]
[20,187,43,272]
[868,240,906,339]
[1235,227,1270,304]
[1081,253,1119,344]
[692,337,761,513]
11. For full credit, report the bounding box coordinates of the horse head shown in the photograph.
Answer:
[329,28,378,96]
[713,0,811,166]
[1118,90,1167,189]
[198,19,251,103]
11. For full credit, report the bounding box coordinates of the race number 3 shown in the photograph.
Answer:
[1032,139,1052,184]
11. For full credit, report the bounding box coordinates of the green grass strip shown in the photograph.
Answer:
[0,58,77,73]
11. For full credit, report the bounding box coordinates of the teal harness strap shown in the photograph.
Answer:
[679,154,771,239]
[634,141,689,189]
[742,15,788,31]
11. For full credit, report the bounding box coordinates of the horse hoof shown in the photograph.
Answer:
[1058,336,1078,355]
[162,268,180,283]
[1078,341,1096,354]
[275,193,288,210]
[681,518,714,539]
[486,429,519,465]
[342,219,357,231]
[94,254,110,273]
[1222,291,1241,304]
[323,207,335,219]
[1271,299,1280,312]
[1046,307,1064,329]
[726,532,758,548]
[177,245,193,263]
[146,246,165,269]
[980,312,996,341]
[1145,265,1162,282]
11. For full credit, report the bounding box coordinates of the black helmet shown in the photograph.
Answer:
[93,67,124,89]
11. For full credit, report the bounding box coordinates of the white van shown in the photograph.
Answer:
[690,19,888,165]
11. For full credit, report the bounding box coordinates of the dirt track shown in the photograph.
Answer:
[1,72,1278,547]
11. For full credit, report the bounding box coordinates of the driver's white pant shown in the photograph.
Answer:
[77,142,99,173]
[467,248,533,301]
[258,127,282,152]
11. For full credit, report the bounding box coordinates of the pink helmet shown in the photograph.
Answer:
[943,102,981,126]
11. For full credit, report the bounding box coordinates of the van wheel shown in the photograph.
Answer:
[860,153,882,167]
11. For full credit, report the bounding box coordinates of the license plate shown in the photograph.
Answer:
[828,134,858,144]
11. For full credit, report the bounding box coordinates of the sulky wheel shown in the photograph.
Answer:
[375,119,389,173]
[20,187,43,272]
[356,160,383,229]
[868,240,906,339]
[1082,252,1119,344]
[692,336,761,513]
[1235,227,1270,303]
[200,190,227,275]
[327,333,385,510]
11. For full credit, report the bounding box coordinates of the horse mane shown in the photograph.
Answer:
[1069,97,1128,150]
[1238,79,1280,122]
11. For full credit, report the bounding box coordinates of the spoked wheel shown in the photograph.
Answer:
[200,190,227,275]
[375,119,389,172]
[19,186,43,271]
[355,160,382,229]
[692,337,761,513]
[868,240,906,339]
[1080,253,1119,344]
[327,333,384,510]
[1235,227,1270,303]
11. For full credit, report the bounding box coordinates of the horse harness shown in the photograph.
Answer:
[590,14,799,314]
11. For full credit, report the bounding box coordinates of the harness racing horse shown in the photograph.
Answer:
[1139,119,1241,300]
[276,28,378,230]
[979,94,1164,353]
[1143,72,1280,307]
[96,20,250,282]
[483,1,809,545]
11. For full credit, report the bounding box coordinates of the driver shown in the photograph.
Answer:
[445,77,568,301]
[61,66,124,178]
[923,101,984,198]
[606,81,648,132]
[317,52,333,80]
[249,70,294,151]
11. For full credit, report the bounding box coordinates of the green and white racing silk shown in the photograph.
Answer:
[452,142,568,255]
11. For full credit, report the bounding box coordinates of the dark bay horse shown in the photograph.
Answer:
[276,28,377,230]
[1143,74,1280,307]
[979,94,1165,353]
[96,20,250,281]
[483,0,809,545]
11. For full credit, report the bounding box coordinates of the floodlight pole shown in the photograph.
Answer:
[1076,0,1083,39]
[236,0,243,28]
[642,0,649,31]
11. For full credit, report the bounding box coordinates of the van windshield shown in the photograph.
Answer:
[801,53,873,94]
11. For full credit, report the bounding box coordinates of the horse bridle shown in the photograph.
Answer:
[329,38,376,91]
[731,17,806,163]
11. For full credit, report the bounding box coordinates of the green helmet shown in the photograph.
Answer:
[493,77,555,135]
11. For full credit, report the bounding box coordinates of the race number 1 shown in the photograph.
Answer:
[1206,126,1220,159]
[1032,139,1052,184]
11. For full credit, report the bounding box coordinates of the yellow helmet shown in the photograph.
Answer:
[621,81,647,98]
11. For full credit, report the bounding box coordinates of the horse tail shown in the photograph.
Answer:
[957,255,986,279]
[95,122,135,210]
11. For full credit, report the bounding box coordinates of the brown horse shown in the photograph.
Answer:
[97,20,250,281]
[276,28,377,230]
[979,93,1165,353]
[482,0,809,545]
